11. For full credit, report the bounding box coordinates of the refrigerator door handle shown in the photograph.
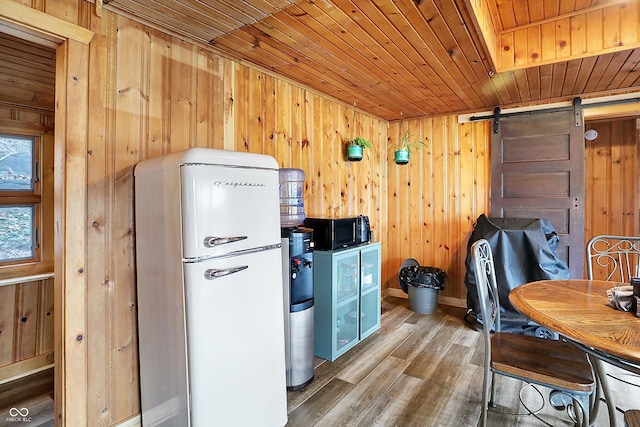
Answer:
[204,266,248,280]
[203,235,248,247]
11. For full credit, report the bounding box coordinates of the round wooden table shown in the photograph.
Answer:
[510,279,640,427]
[509,279,640,364]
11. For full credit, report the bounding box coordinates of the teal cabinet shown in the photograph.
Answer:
[312,242,381,361]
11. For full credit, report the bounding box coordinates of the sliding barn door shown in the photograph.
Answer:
[491,109,585,278]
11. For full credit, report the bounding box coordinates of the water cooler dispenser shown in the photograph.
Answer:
[279,168,315,390]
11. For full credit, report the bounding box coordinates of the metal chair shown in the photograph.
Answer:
[586,235,640,426]
[586,235,640,283]
[472,239,595,427]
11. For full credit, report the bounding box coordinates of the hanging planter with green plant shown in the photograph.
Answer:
[389,129,427,165]
[345,101,372,162]
[346,136,371,161]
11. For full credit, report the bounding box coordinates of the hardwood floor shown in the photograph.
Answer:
[1,296,638,426]
[286,296,640,427]
[0,368,54,427]
[0,392,54,427]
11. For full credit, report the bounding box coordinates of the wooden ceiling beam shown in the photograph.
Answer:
[467,0,640,74]
[464,0,499,74]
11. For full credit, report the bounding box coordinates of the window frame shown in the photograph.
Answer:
[0,129,48,277]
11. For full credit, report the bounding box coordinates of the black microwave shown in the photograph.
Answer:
[303,216,372,250]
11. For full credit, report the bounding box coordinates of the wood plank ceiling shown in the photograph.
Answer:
[3,0,640,120]
[102,0,640,121]
[0,33,56,112]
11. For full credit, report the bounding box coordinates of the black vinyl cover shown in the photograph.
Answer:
[464,214,570,332]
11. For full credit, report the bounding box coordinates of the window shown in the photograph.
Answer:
[0,134,41,265]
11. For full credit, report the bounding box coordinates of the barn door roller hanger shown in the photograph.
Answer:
[484,97,584,134]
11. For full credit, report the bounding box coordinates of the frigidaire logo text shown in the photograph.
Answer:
[213,181,266,188]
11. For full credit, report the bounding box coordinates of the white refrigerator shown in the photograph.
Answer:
[134,148,288,427]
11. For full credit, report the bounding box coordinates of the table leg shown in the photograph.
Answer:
[590,355,619,427]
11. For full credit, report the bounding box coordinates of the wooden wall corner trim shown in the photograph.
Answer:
[0,353,54,384]
[53,38,91,426]
[114,414,141,427]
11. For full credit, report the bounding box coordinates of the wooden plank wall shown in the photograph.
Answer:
[0,278,54,376]
[83,9,390,426]
[2,1,638,426]
[386,117,491,304]
[584,118,639,243]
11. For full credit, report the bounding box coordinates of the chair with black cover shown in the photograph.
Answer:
[472,239,595,427]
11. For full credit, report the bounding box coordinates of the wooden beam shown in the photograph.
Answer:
[467,0,640,73]
[0,0,94,45]
[464,0,499,73]
[496,0,631,36]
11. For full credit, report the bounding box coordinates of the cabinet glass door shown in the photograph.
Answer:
[335,253,359,305]
[360,289,378,338]
[360,244,381,339]
[336,300,358,354]
[360,247,379,293]
[334,251,360,355]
